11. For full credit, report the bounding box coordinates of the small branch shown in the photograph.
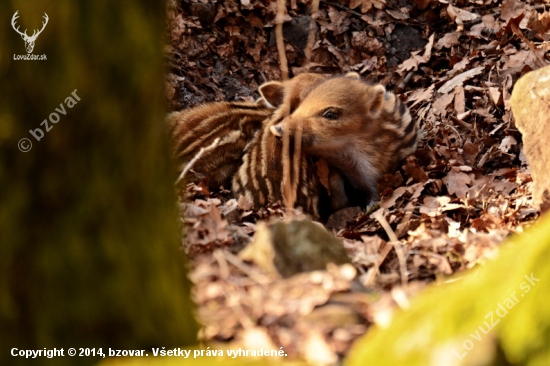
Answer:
[282,124,295,210]
[443,123,464,145]
[217,259,256,328]
[450,115,473,130]
[175,137,220,185]
[291,123,302,207]
[372,209,408,287]
[223,251,272,285]
[397,70,415,90]
[372,208,398,242]
[276,0,289,80]
[448,4,548,30]
[303,0,320,68]
[213,249,230,280]
[362,241,393,287]
[321,1,363,18]
[392,242,408,287]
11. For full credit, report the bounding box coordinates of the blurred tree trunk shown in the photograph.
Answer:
[0,1,198,365]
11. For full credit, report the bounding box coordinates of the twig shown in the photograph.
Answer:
[175,137,220,185]
[213,249,230,280]
[291,123,302,209]
[321,1,363,18]
[282,124,295,210]
[303,0,320,68]
[281,121,303,212]
[223,250,272,285]
[450,115,473,130]
[372,208,398,242]
[362,241,393,287]
[211,252,259,328]
[451,4,548,30]
[392,242,408,287]
[226,291,255,329]
[409,250,453,277]
[372,209,408,287]
[443,123,464,145]
[276,0,289,80]
[510,21,547,68]
[397,70,415,90]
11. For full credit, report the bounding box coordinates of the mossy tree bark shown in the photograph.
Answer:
[346,214,550,365]
[0,2,198,365]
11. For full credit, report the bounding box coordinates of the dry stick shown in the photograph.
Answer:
[213,249,230,280]
[175,137,220,185]
[397,70,415,90]
[282,122,303,213]
[223,251,272,285]
[372,209,398,242]
[392,242,408,287]
[226,293,255,329]
[291,123,303,207]
[450,115,473,130]
[303,0,320,69]
[452,4,548,30]
[510,22,547,68]
[282,124,294,211]
[213,251,255,329]
[372,209,408,287]
[321,0,363,18]
[363,242,393,287]
[444,123,464,145]
[276,0,289,81]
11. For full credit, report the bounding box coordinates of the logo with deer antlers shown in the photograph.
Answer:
[11,11,49,54]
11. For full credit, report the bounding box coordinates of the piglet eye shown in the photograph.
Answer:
[323,109,339,120]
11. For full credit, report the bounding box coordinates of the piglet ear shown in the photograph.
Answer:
[345,72,361,79]
[368,84,387,114]
[259,81,285,108]
[255,97,270,108]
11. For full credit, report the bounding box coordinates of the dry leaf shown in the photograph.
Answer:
[488,87,502,105]
[432,92,454,116]
[386,9,409,20]
[443,170,472,198]
[499,135,517,153]
[435,32,461,50]
[500,0,527,22]
[238,195,254,210]
[447,4,479,30]
[463,142,480,165]
[407,84,435,108]
[349,0,386,13]
[398,33,435,73]
[454,85,465,115]
[438,66,484,94]
[380,186,408,209]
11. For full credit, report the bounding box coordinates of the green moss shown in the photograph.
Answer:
[346,215,550,366]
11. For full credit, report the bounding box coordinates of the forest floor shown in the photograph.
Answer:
[165,0,548,362]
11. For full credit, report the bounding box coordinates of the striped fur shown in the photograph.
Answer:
[232,73,331,217]
[269,74,419,205]
[167,101,272,188]
[169,73,418,219]
[232,113,324,217]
